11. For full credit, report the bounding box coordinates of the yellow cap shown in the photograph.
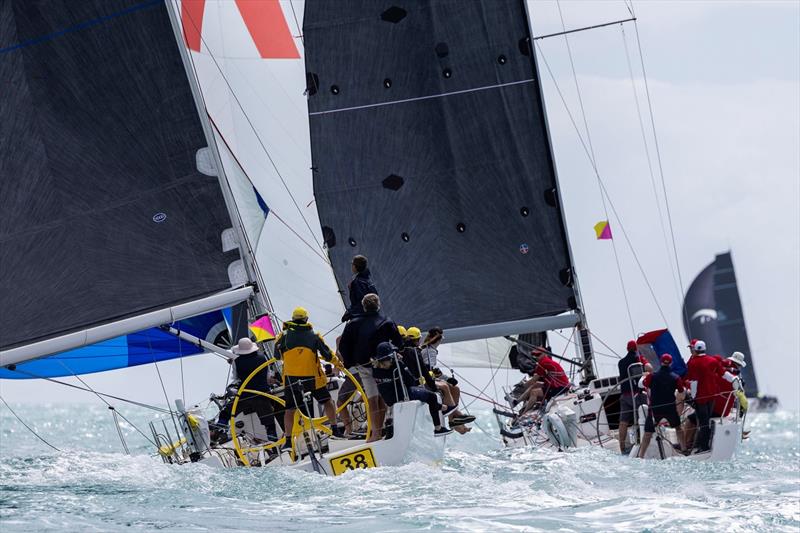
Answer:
[291,307,309,321]
[406,326,421,340]
[397,325,407,337]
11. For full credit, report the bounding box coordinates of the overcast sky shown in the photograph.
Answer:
[2,1,798,414]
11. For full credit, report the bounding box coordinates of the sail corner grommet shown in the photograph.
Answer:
[401,232,410,242]
[348,237,357,247]
[456,222,466,233]
[520,206,530,217]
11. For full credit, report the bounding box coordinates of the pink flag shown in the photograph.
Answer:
[594,221,613,240]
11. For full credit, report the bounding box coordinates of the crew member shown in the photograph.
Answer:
[275,307,343,442]
[617,340,651,454]
[338,293,404,442]
[712,351,748,417]
[683,340,737,452]
[342,255,378,321]
[517,348,570,415]
[638,354,687,457]
[230,337,280,441]
[372,342,453,436]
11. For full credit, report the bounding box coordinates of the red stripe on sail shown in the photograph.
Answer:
[235,0,300,59]
[181,0,206,52]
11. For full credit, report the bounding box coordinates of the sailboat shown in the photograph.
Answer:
[684,251,778,412]
[0,0,745,470]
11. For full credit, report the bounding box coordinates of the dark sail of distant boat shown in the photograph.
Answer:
[683,252,759,397]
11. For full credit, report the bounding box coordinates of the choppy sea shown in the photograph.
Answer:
[1,403,798,532]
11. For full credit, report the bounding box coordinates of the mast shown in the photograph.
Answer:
[521,0,596,382]
[164,0,272,324]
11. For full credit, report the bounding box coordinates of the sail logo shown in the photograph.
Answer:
[691,308,718,324]
[181,0,300,59]
[152,213,167,223]
[519,243,529,255]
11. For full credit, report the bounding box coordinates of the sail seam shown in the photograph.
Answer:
[308,79,536,116]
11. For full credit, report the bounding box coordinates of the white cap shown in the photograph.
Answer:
[694,340,706,352]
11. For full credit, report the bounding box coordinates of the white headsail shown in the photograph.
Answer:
[177,0,345,339]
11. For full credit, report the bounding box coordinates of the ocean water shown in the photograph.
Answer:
[1,403,798,532]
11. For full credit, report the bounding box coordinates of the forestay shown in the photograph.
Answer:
[303,0,578,335]
[0,0,247,365]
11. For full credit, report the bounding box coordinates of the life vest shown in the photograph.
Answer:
[276,322,329,382]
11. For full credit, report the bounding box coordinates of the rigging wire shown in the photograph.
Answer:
[534,39,670,327]
[628,1,689,326]
[551,329,620,360]
[178,333,186,406]
[176,1,326,254]
[6,368,171,413]
[288,0,304,47]
[0,395,62,452]
[207,116,330,265]
[619,23,680,305]
[54,361,158,448]
[551,1,635,337]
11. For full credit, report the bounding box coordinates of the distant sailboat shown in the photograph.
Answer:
[684,251,778,411]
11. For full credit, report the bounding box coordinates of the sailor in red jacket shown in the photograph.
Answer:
[516,348,571,414]
[683,340,738,452]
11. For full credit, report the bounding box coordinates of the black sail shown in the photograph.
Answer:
[0,0,239,351]
[303,0,576,331]
[683,252,758,396]
[682,261,724,352]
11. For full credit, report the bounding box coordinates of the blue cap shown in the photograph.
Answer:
[374,341,396,361]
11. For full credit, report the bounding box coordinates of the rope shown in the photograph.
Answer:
[0,395,62,452]
[54,361,159,447]
[6,368,171,413]
[550,2,636,337]
[629,3,689,326]
[110,408,130,455]
[206,116,331,265]
[179,336,186,406]
[619,24,681,305]
[288,0,305,48]
[535,41,670,327]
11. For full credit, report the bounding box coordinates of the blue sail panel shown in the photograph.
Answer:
[0,311,227,379]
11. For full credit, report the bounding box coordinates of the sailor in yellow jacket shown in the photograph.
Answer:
[275,307,344,439]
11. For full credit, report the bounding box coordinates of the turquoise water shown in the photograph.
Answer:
[1,404,798,532]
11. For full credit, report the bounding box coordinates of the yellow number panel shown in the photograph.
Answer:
[329,447,377,476]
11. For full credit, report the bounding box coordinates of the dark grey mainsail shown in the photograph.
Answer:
[0,0,251,363]
[303,0,579,339]
[683,252,758,397]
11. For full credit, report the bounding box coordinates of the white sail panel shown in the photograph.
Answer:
[438,338,513,369]
[178,0,345,337]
